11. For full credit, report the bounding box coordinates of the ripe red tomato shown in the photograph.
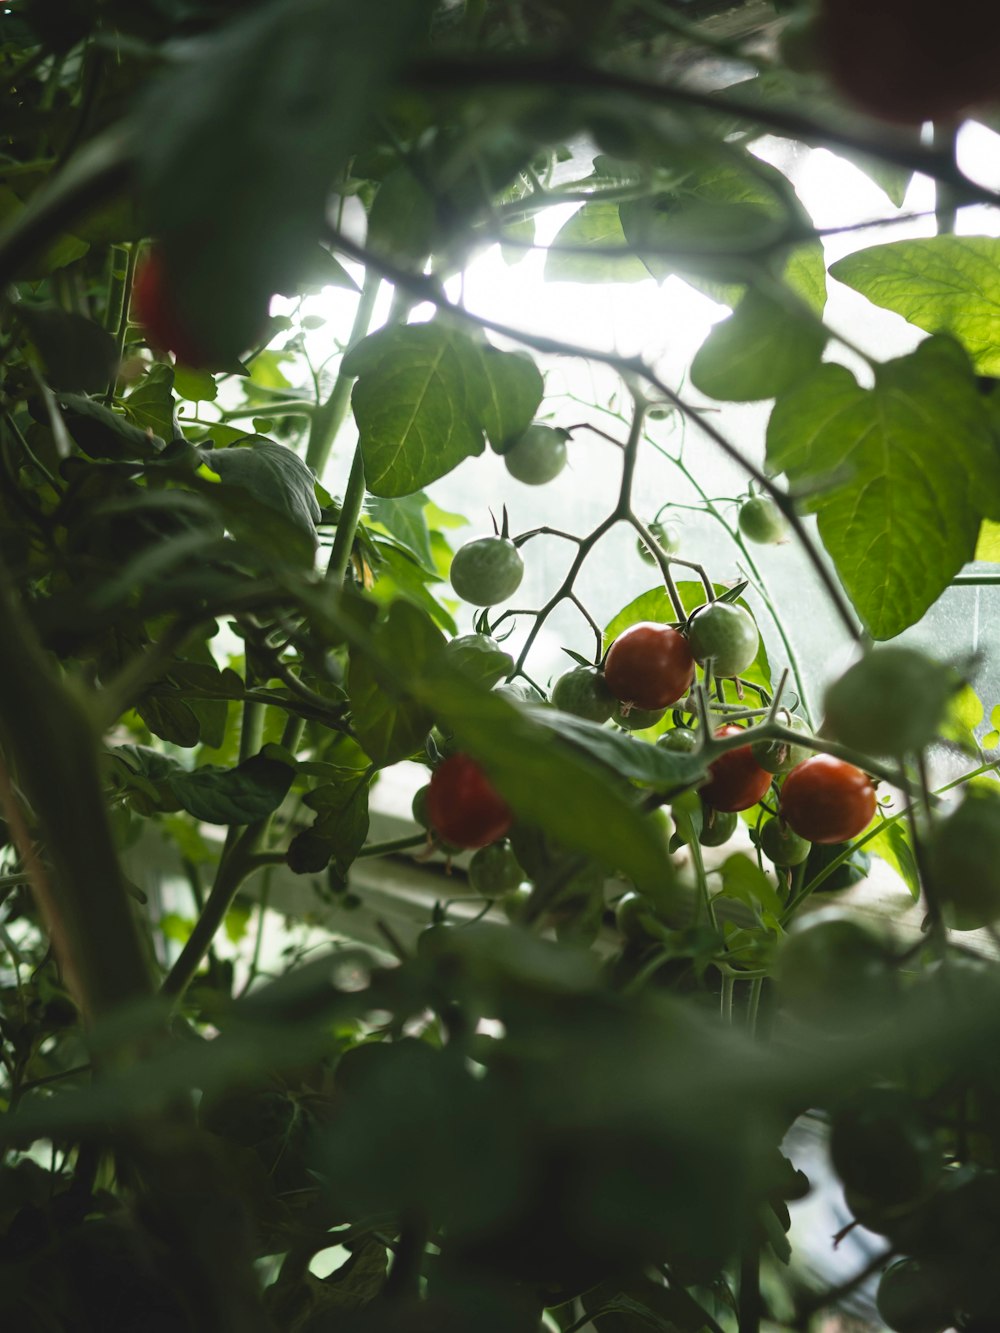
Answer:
[780,754,876,845]
[604,622,695,711]
[131,247,209,368]
[700,724,773,813]
[426,752,513,849]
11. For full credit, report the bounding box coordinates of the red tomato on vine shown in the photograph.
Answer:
[603,622,694,712]
[780,754,876,845]
[131,247,209,368]
[426,753,513,850]
[700,724,772,813]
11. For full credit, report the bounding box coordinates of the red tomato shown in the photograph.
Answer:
[426,753,513,850]
[780,754,876,845]
[700,724,772,813]
[131,247,209,368]
[604,622,695,711]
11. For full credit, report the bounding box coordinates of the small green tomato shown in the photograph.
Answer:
[450,536,524,606]
[612,700,667,732]
[687,602,760,678]
[551,666,615,723]
[636,520,680,564]
[759,816,811,867]
[502,424,568,485]
[738,496,789,546]
[699,805,738,847]
[468,840,524,896]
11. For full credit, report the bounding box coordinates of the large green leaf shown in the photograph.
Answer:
[167,751,295,825]
[416,666,679,899]
[766,338,1000,639]
[124,364,176,441]
[690,287,827,402]
[344,324,541,495]
[545,202,650,284]
[288,775,370,877]
[200,438,321,565]
[619,156,826,312]
[136,0,433,360]
[831,237,1000,374]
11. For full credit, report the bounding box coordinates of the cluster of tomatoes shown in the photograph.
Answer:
[418,605,878,903]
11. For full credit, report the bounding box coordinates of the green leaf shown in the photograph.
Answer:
[368,541,457,635]
[545,202,650,284]
[124,364,175,441]
[976,518,1000,561]
[348,600,444,766]
[19,305,117,393]
[200,438,321,565]
[136,0,433,360]
[416,666,679,900]
[367,166,437,266]
[289,776,370,876]
[717,852,783,917]
[167,752,295,825]
[472,345,544,450]
[135,693,201,748]
[867,822,920,900]
[345,324,489,496]
[831,237,1000,374]
[172,365,218,403]
[345,325,541,495]
[690,287,826,402]
[766,338,1000,639]
[619,155,826,312]
[527,706,706,790]
[366,492,435,568]
[57,393,165,460]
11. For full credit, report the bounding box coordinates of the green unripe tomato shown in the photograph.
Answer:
[759,816,811,867]
[450,536,524,606]
[551,666,615,723]
[468,840,523,896]
[699,805,738,847]
[412,784,431,828]
[750,715,810,773]
[925,787,1000,930]
[830,1088,941,1210]
[612,700,666,732]
[502,424,568,485]
[687,602,760,678]
[500,884,532,922]
[876,1258,956,1333]
[445,633,513,686]
[637,520,680,564]
[657,726,699,753]
[775,908,897,1030]
[823,646,956,758]
[738,495,789,545]
[615,891,663,946]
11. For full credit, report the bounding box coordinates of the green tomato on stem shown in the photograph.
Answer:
[450,536,524,606]
[502,423,569,485]
[750,714,810,774]
[687,602,760,679]
[636,519,680,564]
[551,665,615,723]
[738,495,789,546]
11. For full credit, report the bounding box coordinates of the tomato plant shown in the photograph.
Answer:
[426,753,513,849]
[5,2,1000,1329]
[700,725,773,813]
[604,622,695,711]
